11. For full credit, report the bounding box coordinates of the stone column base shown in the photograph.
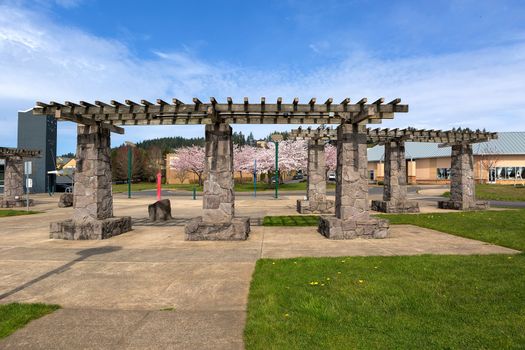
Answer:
[437,200,489,211]
[371,200,420,213]
[318,216,389,240]
[185,217,250,241]
[50,217,132,240]
[1,199,34,208]
[297,199,335,214]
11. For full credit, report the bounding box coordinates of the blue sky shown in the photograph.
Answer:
[1,0,525,154]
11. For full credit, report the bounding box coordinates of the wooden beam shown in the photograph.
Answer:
[56,111,124,135]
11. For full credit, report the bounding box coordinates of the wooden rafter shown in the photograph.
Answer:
[33,97,408,126]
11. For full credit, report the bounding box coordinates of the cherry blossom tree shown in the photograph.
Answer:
[325,143,337,173]
[169,145,205,185]
[170,140,308,185]
[255,140,307,183]
[234,145,260,182]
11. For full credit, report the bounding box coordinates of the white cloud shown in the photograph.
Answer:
[0,3,524,154]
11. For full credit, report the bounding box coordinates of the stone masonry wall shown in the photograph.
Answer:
[383,140,407,203]
[72,124,113,222]
[335,123,369,221]
[307,139,327,201]
[202,123,234,223]
[3,156,24,202]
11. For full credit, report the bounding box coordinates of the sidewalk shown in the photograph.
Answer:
[0,195,518,349]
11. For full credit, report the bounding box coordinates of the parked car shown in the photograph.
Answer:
[328,172,336,181]
[293,173,304,180]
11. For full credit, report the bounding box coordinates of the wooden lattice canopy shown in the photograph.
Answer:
[291,127,498,145]
[0,147,41,158]
[33,97,408,134]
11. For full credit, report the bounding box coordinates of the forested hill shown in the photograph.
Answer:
[61,131,284,158]
[132,131,257,154]
[134,136,204,153]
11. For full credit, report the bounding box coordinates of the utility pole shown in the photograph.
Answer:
[270,134,283,199]
[125,141,136,199]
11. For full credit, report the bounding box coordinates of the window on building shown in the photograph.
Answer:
[495,167,525,180]
[437,168,451,179]
[369,170,375,180]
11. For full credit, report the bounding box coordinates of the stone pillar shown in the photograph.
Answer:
[72,124,113,221]
[296,139,334,214]
[318,124,388,239]
[0,156,31,208]
[307,139,326,201]
[185,123,250,240]
[50,124,131,239]
[371,140,419,213]
[202,123,234,223]
[438,143,488,210]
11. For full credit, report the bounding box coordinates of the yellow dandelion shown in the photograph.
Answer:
[358,279,364,284]
[272,262,276,265]
[337,272,341,274]
[284,313,289,317]
[321,283,325,286]
[326,277,330,281]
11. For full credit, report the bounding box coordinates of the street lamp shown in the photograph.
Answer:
[270,134,283,199]
[124,141,136,199]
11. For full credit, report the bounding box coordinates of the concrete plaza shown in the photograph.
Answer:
[0,193,519,349]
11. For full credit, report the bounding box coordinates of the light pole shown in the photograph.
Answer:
[270,134,283,199]
[124,141,136,199]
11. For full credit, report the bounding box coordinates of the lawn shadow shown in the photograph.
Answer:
[0,246,122,300]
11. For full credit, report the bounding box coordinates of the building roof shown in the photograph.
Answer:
[368,131,525,161]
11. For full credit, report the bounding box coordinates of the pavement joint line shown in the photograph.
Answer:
[115,310,152,348]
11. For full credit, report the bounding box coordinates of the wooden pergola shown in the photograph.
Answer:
[290,126,498,214]
[34,96,409,241]
[0,147,41,208]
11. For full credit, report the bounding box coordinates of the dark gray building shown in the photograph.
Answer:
[0,159,4,193]
[17,109,57,193]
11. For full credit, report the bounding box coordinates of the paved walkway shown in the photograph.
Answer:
[0,195,519,349]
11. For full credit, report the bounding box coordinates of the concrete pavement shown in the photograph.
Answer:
[0,193,519,349]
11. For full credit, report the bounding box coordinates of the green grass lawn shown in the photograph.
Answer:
[443,184,525,202]
[0,210,39,218]
[476,184,525,201]
[263,215,319,226]
[0,303,60,339]
[245,254,525,350]
[113,181,336,193]
[378,209,525,251]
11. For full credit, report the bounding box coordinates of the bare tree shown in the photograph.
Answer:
[143,146,163,182]
[477,143,500,184]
